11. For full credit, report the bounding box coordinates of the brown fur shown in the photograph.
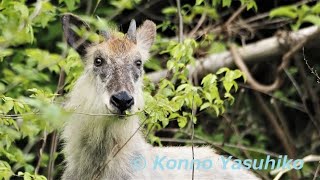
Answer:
[106,37,135,56]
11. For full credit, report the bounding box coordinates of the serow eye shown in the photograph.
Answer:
[135,60,142,68]
[94,58,104,67]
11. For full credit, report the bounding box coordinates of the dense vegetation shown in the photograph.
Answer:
[0,0,319,179]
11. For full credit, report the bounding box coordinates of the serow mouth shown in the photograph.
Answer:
[118,110,127,117]
[113,108,131,117]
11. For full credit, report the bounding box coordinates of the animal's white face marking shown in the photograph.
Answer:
[62,14,156,114]
[85,39,143,114]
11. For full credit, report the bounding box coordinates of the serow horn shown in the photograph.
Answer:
[127,19,136,43]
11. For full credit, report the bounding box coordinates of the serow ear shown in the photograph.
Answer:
[136,20,156,50]
[62,13,91,56]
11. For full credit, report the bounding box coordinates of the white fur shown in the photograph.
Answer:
[61,70,260,180]
[61,19,260,180]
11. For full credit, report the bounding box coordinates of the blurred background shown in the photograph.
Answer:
[0,0,319,179]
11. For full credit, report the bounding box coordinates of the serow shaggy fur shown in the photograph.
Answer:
[61,13,261,180]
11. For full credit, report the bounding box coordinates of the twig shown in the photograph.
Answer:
[188,13,206,37]
[229,27,320,93]
[271,99,295,145]
[92,0,101,15]
[255,93,298,180]
[190,95,195,180]
[47,69,65,180]
[47,15,99,178]
[148,26,320,83]
[135,1,166,21]
[223,5,247,37]
[284,68,320,135]
[224,5,246,27]
[229,43,281,93]
[85,0,93,15]
[313,161,320,180]
[239,83,306,113]
[284,68,304,102]
[29,0,43,21]
[0,111,142,119]
[18,0,42,31]
[145,123,155,139]
[243,0,316,24]
[175,129,280,157]
[34,130,47,174]
[70,111,140,117]
[302,47,320,83]
[92,117,148,180]
[294,53,320,131]
[222,114,251,159]
[119,0,163,24]
[176,0,183,43]
[254,93,296,158]
[159,138,205,144]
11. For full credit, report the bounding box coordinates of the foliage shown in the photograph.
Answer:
[144,38,244,131]
[270,2,320,30]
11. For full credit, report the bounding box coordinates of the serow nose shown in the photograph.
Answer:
[110,91,134,113]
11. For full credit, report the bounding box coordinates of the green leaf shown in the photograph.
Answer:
[212,0,222,7]
[166,60,174,70]
[312,3,320,14]
[270,6,297,19]
[303,15,320,26]
[24,172,32,180]
[162,7,177,15]
[0,49,13,61]
[291,22,301,31]
[223,81,233,93]
[216,67,229,74]
[176,84,190,92]
[222,0,231,7]
[144,58,162,71]
[161,118,169,128]
[13,2,29,19]
[209,41,226,54]
[2,100,14,113]
[195,0,204,5]
[59,0,80,11]
[177,116,187,128]
[232,70,244,79]
[232,81,238,92]
[200,102,211,111]
[212,105,220,116]
[224,92,235,104]
[0,161,13,180]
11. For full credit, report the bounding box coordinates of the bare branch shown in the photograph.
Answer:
[229,43,281,93]
[314,162,320,180]
[147,26,320,83]
[176,0,183,43]
[190,95,195,180]
[188,13,206,37]
[35,130,47,174]
[224,5,246,27]
[302,47,320,83]
[254,93,296,158]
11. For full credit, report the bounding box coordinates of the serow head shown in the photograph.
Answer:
[61,14,156,115]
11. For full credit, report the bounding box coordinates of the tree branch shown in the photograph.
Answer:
[176,0,183,43]
[254,93,296,158]
[147,26,320,83]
